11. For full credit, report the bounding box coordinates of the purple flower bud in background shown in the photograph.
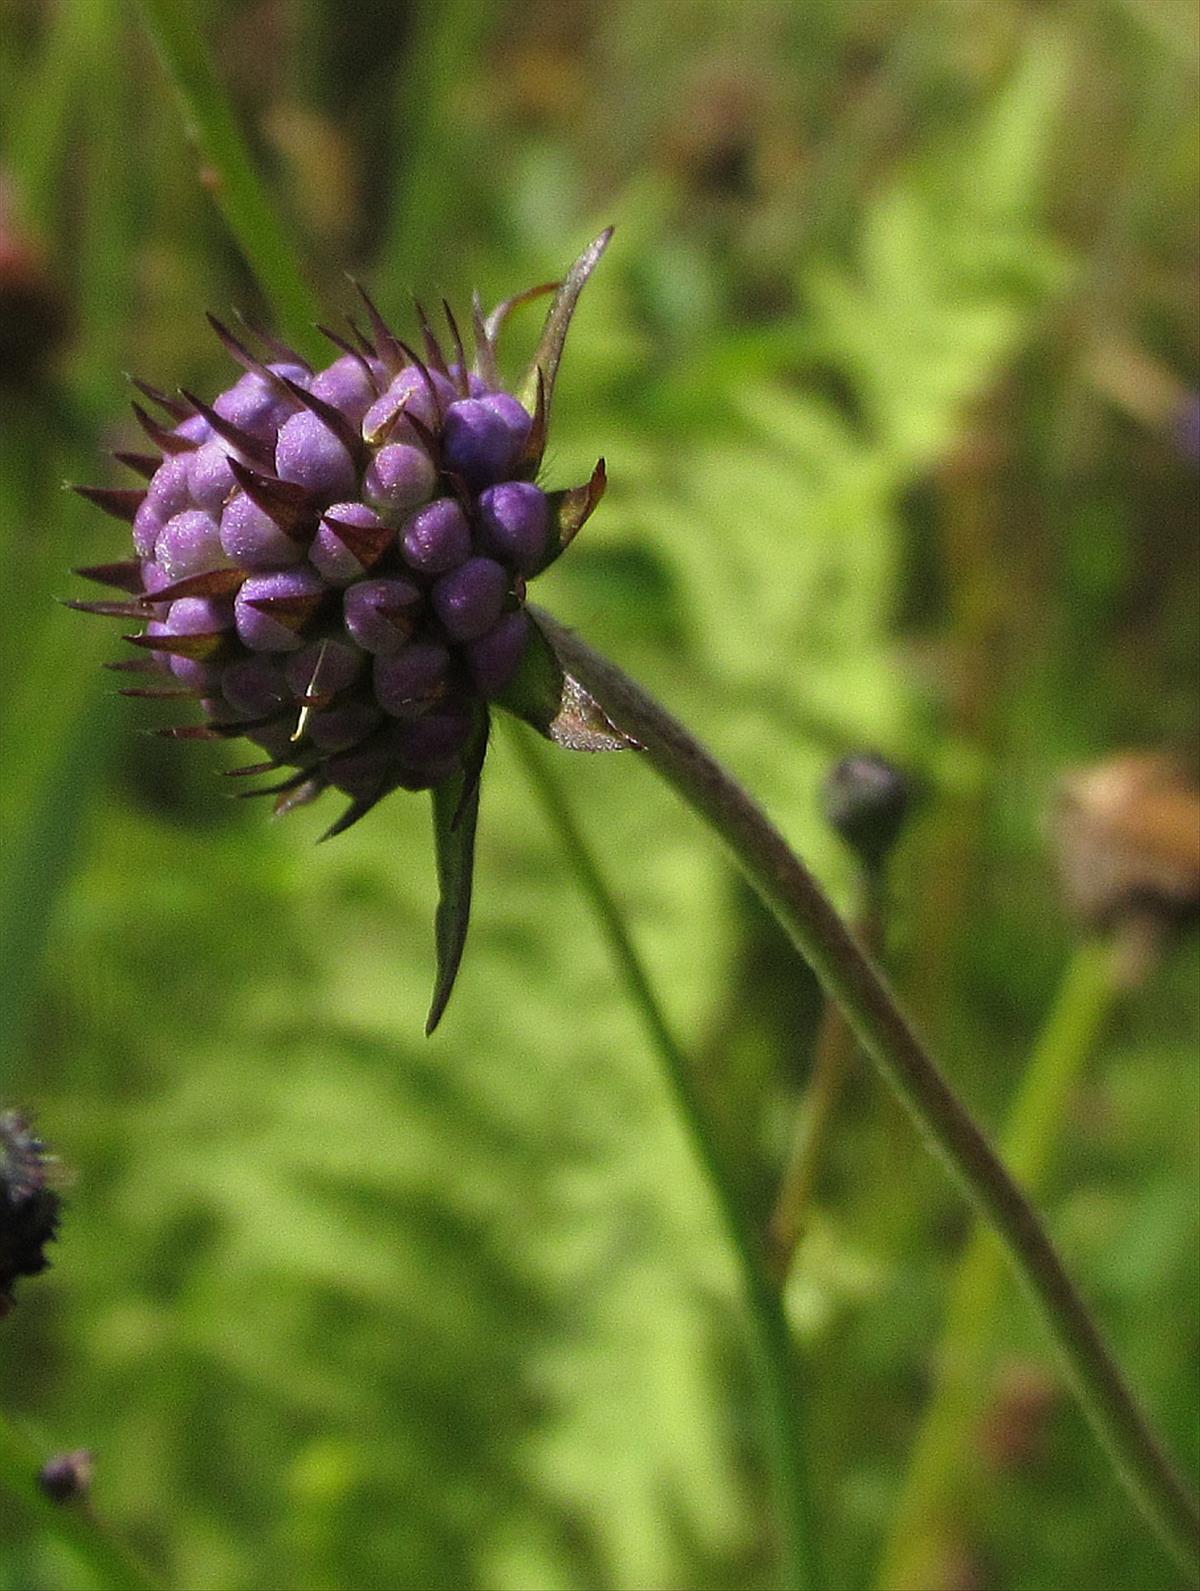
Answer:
[0,1110,61,1317]
[478,482,548,572]
[400,497,470,574]
[431,556,509,641]
[37,1451,94,1505]
[822,753,912,874]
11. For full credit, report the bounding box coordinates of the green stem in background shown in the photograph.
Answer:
[877,937,1126,1590]
[505,722,820,1591]
[533,609,1200,1581]
[0,1413,159,1591]
[130,0,325,361]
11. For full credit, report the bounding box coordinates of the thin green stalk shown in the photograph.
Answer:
[130,0,325,360]
[877,937,1124,1590]
[533,609,1200,1580]
[0,1412,159,1591]
[506,723,820,1591]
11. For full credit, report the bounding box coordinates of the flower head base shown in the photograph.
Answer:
[73,234,613,839]
[0,1110,60,1317]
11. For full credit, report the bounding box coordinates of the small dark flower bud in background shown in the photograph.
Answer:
[0,1111,61,1317]
[821,752,911,875]
[37,1449,94,1504]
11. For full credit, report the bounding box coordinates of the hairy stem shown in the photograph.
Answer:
[506,722,821,1591]
[533,608,1200,1580]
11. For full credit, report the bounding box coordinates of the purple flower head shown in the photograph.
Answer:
[0,1110,61,1317]
[72,234,616,1024]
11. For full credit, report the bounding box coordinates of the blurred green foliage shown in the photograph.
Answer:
[0,0,1196,1587]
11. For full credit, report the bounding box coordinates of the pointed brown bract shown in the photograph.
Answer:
[245,591,327,631]
[348,279,406,372]
[103,656,161,674]
[413,299,449,376]
[321,510,395,570]
[278,376,366,467]
[225,459,315,536]
[118,685,206,700]
[442,300,469,396]
[112,451,161,480]
[123,629,229,660]
[471,289,500,389]
[536,458,606,572]
[318,791,383,841]
[74,559,145,593]
[316,324,382,395]
[180,390,278,471]
[234,314,312,374]
[132,401,195,455]
[131,378,193,423]
[223,759,283,778]
[206,312,276,380]
[483,279,558,346]
[274,776,325,817]
[139,567,245,605]
[61,597,147,619]
[516,229,613,419]
[71,485,145,523]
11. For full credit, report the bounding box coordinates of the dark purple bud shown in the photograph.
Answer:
[325,734,396,798]
[400,496,470,574]
[441,398,521,488]
[822,753,911,873]
[156,509,225,580]
[374,642,451,717]
[464,609,530,697]
[37,1450,93,1505]
[284,638,364,700]
[219,492,304,568]
[362,366,456,443]
[477,482,548,572]
[479,392,532,451]
[235,566,326,652]
[362,442,437,517]
[343,578,422,655]
[0,1110,61,1315]
[274,410,358,500]
[307,701,384,753]
[186,442,238,515]
[431,556,509,641]
[309,355,377,424]
[310,502,387,584]
[221,656,291,718]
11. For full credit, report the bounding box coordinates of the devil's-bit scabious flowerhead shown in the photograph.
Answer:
[72,235,614,826]
[72,234,623,1027]
[0,1111,60,1317]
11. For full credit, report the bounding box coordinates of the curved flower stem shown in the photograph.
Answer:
[0,1411,159,1591]
[532,608,1200,1581]
[505,721,821,1591]
[876,937,1125,1590]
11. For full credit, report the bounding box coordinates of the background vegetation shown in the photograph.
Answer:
[0,0,1196,1587]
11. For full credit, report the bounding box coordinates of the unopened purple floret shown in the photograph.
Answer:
[478,482,548,572]
[362,442,436,516]
[394,707,473,774]
[156,509,225,580]
[219,492,303,567]
[343,578,422,655]
[307,701,384,753]
[235,566,326,652]
[309,355,379,425]
[441,398,521,488]
[465,609,530,697]
[401,497,470,574]
[274,410,357,499]
[221,656,291,718]
[186,442,238,515]
[285,638,364,700]
[310,502,386,584]
[214,364,306,445]
[374,643,451,718]
[431,556,509,641]
[164,596,233,687]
